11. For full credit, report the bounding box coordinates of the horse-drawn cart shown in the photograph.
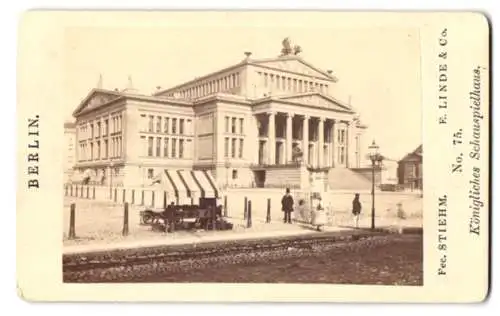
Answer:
[140,197,233,232]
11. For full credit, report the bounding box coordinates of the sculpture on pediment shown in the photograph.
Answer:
[293,45,302,55]
[281,37,293,56]
[353,114,361,125]
[281,37,303,56]
[292,145,303,163]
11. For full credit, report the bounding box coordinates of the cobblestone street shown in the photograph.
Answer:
[91,234,422,285]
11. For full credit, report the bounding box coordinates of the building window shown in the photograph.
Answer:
[225,116,229,133]
[104,119,109,135]
[156,116,162,133]
[96,141,100,159]
[164,117,169,134]
[231,118,236,134]
[118,137,122,157]
[90,124,94,138]
[179,139,184,158]
[186,119,192,135]
[231,138,236,158]
[156,137,161,157]
[171,138,177,158]
[164,138,169,157]
[104,140,108,158]
[179,119,184,135]
[232,169,238,180]
[172,118,177,134]
[224,137,229,158]
[148,116,154,132]
[239,118,244,134]
[239,139,244,158]
[97,122,101,137]
[148,137,153,157]
[90,142,94,160]
[147,169,154,179]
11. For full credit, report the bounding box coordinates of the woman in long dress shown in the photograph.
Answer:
[312,196,327,231]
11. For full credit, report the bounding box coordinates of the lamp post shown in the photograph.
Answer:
[368,140,384,230]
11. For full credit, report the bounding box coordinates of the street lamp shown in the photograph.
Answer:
[368,140,384,230]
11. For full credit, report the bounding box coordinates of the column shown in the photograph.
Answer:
[318,118,324,167]
[331,119,336,168]
[347,121,355,168]
[286,113,293,163]
[302,115,309,165]
[268,112,276,165]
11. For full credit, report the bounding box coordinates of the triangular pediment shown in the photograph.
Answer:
[251,57,335,81]
[278,93,352,112]
[73,89,123,116]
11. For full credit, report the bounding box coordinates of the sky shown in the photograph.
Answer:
[64,25,422,160]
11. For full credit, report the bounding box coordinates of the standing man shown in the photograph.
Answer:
[352,193,362,228]
[281,188,294,224]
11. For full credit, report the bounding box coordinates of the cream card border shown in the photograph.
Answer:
[16,11,490,302]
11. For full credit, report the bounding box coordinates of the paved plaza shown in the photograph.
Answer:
[63,190,422,254]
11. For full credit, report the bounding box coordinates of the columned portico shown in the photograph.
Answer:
[268,112,276,165]
[318,118,324,167]
[286,113,293,163]
[302,115,309,165]
[330,119,336,168]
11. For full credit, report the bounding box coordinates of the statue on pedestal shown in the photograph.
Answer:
[281,37,302,56]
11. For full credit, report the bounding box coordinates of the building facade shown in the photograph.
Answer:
[397,145,423,190]
[72,41,368,190]
[64,121,77,182]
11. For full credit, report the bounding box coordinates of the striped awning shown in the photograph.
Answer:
[164,169,219,199]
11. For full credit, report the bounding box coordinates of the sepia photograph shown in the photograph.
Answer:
[16,11,489,302]
[61,25,423,284]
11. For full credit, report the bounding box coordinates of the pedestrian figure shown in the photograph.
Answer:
[352,193,362,228]
[313,196,327,231]
[297,199,308,223]
[281,188,294,224]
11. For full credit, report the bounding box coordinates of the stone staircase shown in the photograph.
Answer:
[266,168,303,188]
[327,167,373,190]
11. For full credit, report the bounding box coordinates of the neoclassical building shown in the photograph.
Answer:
[64,121,77,182]
[72,39,368,191]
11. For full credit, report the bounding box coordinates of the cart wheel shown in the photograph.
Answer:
[142,214,153,224]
